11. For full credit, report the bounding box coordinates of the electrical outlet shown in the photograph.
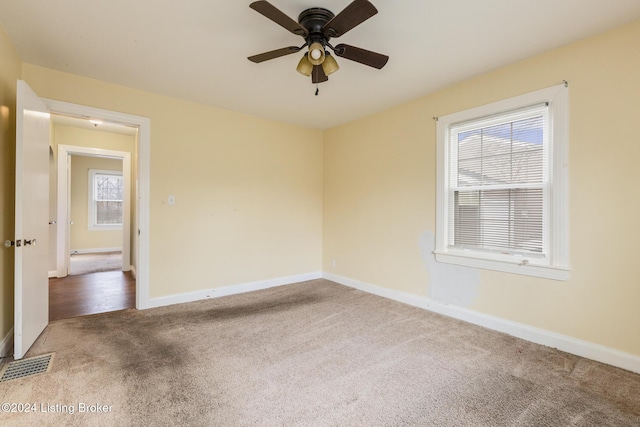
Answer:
[168,195,175,205]
[331,259,336,268]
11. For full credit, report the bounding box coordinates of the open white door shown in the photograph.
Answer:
[14,80,50,359]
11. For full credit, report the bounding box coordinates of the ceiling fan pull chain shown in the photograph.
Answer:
[315,84,319,96]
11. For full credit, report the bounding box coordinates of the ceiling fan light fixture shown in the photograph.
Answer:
[248,1,389,90]
[321,52,339,76]
[296,54,313,76]
[308,42,325,65]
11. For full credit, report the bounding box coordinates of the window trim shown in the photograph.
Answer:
[435,84,569,280]
[88,168,124,231]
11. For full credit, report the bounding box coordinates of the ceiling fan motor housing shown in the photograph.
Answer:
[298,8,335,46]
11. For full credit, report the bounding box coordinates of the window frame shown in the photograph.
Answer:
[435,84,569,280]
[88,169,124,231]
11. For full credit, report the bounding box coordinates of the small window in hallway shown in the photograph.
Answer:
[88,169,123,230]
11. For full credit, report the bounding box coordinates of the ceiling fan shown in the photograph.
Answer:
[247,0,389,86]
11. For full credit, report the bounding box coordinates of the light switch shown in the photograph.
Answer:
[168,195,175,205]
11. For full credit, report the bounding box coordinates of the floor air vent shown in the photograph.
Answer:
[0,353,54,382]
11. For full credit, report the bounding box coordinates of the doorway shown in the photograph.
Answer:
[49,114,136,320]
[52,117,134,277]
[68,152,125,276]
[42,98,151,312]
[59,147,132,277]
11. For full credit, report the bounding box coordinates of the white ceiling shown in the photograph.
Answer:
[1,0,640,130]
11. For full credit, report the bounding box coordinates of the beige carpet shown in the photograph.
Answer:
[1,279,639,426]
[69,252,122,275]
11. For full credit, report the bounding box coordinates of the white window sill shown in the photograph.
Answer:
[88,225,123,231]
[434,250,570,281]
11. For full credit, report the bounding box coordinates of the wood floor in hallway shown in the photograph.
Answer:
[49,271,135,321]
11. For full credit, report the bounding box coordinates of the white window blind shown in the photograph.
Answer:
[448,105,548,256]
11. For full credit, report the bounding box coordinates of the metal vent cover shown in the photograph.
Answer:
[0,353,54,382]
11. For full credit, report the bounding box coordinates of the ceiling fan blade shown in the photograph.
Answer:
[322,0,378,38]
[333,43,388,69]
[248,46,303,63]
[249,1,308,37]
[312,65,328,84]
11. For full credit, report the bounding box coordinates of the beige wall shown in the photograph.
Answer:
[69,155,123,251]
[54,124,136,152]
[0,26,22,350]
[23,65,324,298]
[3,16,638,361]
[323,20,640,356]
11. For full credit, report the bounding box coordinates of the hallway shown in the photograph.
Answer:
[49,271,135,321]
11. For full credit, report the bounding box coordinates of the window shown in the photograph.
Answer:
[88,169,123,230]
[435,84,569,280]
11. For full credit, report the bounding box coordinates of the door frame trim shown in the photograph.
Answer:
[44,99,150,310]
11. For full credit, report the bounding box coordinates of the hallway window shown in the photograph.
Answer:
[88,169,123,230]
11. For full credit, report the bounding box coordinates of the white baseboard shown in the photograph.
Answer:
[48,270,58,278]
[0,327,14,358]
[129,265,137,279]
[323,272,640,374]
[70,247,122,255]
[147,271,323,309]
